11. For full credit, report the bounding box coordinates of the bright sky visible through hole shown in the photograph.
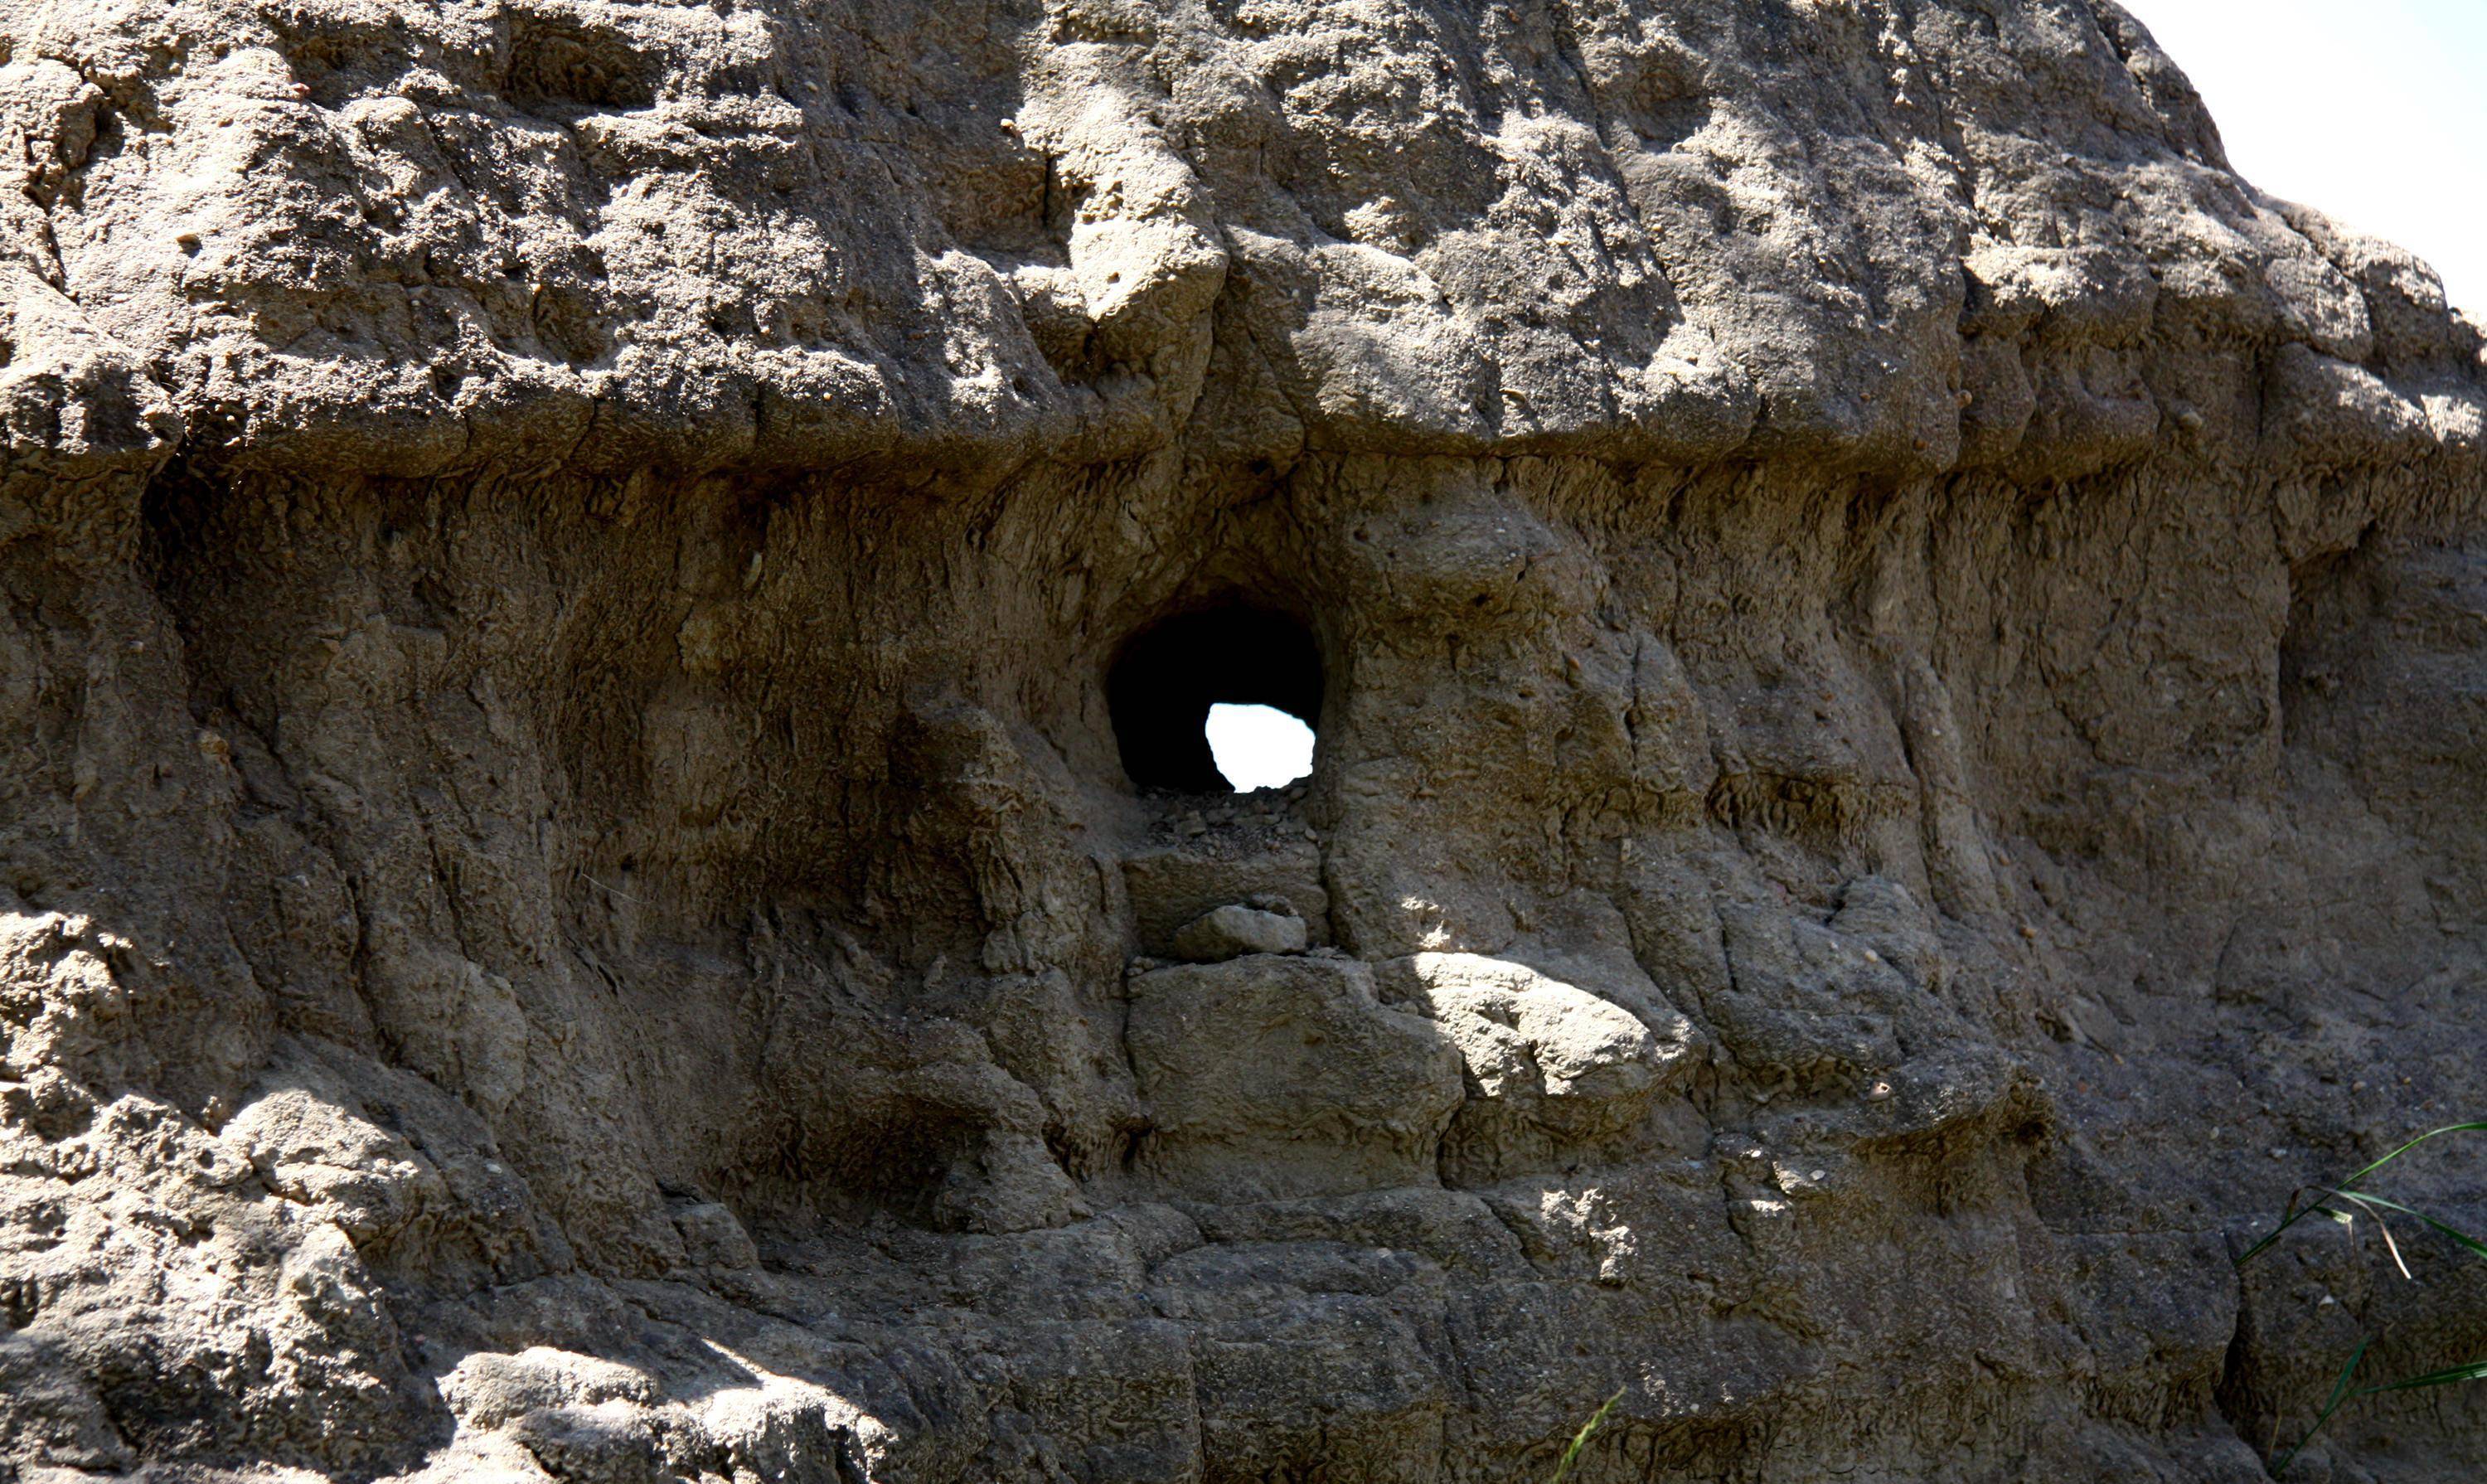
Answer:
[1205,704,1315,792]
[2121,0,2487,312]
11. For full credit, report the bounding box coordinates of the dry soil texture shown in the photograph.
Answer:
[1,1,2484,1481]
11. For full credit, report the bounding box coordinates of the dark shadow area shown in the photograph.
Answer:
[1108,604,1322,793]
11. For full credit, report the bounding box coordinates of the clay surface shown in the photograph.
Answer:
[2,0,2485,1480]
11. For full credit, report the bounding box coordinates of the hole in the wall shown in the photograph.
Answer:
[1109,604,1322,794]
[1205,704,1313,791]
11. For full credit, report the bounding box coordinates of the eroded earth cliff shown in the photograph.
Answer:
[2,0,2484,1479]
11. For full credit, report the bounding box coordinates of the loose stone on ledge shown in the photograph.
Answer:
[1170,903,1310,962]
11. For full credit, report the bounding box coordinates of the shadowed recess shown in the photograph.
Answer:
[1109,604,1322,793]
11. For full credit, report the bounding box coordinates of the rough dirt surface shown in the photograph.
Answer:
[2,0,2484,1480]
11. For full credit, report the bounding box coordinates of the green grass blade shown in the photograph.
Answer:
[2247,1122,2487,1475]
[2335,1193,2414,1278]
[2271,1336,2371,1477]
[2315,1337,2373,1417]
[1548,1389,1623,1484]
[2332,1190,2487,1265]
[2238,1194,2349,1269]
[2335,1123,2487,1192]
[2357,1359,2487,1394]
[2237,1123,2487,1270]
